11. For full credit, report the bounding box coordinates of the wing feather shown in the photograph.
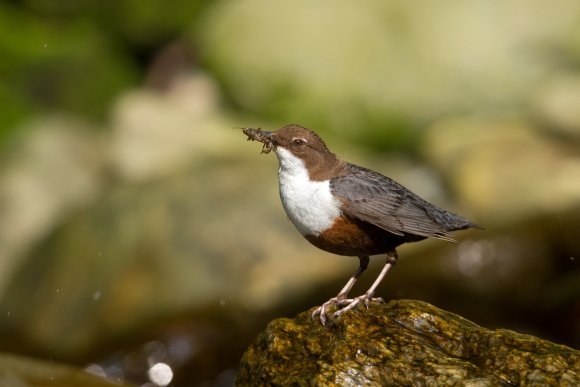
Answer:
[331,164,473,241]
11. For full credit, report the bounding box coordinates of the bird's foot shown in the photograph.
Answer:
[331,294,383,320]
[312,294,383,325]
[311,296,354,326]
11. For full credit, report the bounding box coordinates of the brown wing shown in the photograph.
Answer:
[330,164,476,242]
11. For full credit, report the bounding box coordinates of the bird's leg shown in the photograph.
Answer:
[334,255,370,301]
[332,250,398,319]
[312,256,369,325]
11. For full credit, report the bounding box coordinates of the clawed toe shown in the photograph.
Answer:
[312,296,353,325]
[332,295,383,318]
[313,294,384,325]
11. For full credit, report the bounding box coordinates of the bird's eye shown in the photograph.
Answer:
[292,138,306,146]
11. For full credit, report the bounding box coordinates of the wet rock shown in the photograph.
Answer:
[0,351,130,387]
[198,0,580,148]
[423,118,580,224]
[237,299,580,386]
[0,117,106,301]
[533,74,580,139]
[110,73,239,181]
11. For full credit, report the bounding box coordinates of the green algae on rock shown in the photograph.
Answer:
[237,299,579,386]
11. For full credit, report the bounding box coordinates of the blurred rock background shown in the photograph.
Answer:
[0,0,579,385]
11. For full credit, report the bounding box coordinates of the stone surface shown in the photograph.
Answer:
[423,118,580,224]
[110,73,239,181]
[0,117,106,301]
[0,352,131,387]
[534,74,580,138]
[237,299,580,386]
[199,0,580,147]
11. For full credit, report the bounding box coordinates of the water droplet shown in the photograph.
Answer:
[148,362,173,386]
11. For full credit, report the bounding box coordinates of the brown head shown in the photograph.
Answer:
[244,124,345,181]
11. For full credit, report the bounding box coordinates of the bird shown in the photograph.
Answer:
[242,124,479,325]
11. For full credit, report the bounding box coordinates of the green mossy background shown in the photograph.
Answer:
[0,1,579,385]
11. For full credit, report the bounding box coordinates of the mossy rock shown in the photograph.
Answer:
[237,299,579,386]
[0,352,132,386]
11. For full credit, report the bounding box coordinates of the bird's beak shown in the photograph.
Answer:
[242,128,276,154]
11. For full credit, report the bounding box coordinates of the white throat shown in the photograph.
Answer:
[275,147,341,236]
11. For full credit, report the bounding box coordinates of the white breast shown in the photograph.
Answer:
[275,147,342,236]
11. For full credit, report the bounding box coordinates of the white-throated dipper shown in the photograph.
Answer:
[243,124,479,325]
